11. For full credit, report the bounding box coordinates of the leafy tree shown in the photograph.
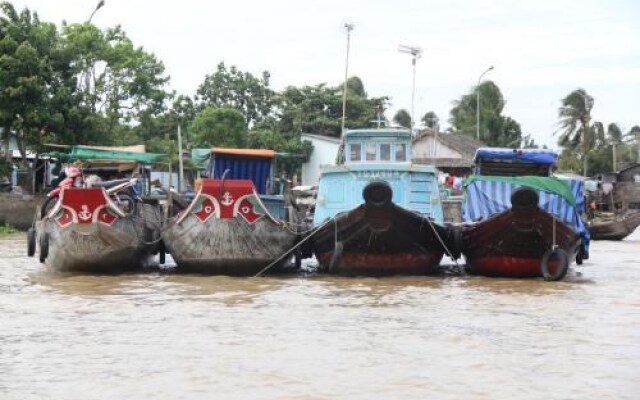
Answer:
[190,106,247,148]
[393,109,411,129]
[449,80,526,147]
[197,62,275,127]
[421,111,439,130]
[556,88,594,176]
[346,76,365,97]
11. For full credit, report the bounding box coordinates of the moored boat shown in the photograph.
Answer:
[587,212,640,241]
[460,148,590,280]
[28,146,165,273]
[311,128,459,276]
[161,148,297,275]
[33,187,155,272]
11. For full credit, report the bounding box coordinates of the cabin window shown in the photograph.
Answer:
[395,144,407,161]
[379,144,391,161]
[350,144,362,162]
[366,143,377,161]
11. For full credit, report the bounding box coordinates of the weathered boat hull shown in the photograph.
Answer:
[162,179,297,275]
[35,188,156,273]
[588,212,640,241]
[462,208,581,278]
[38,220,153,273]
[312,200,456,276]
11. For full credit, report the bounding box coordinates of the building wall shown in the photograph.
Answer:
[300,135,340,186]
[412,136,463,159]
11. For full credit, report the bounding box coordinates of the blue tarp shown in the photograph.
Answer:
[209,154,272,195]
[474,148,559,165]
[463,177,590,257]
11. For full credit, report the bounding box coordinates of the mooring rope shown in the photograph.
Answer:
[254,216,336,277]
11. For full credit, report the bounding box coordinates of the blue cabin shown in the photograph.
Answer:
[313,128,444,225]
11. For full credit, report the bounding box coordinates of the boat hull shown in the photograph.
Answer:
[35,188,156,273]
[162,179,297,275]
[462,208,581,278]
[312,202,455,276]
[588,212,640,241]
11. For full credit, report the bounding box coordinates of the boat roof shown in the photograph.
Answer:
[474,147,558,165]
[343,128,411,140]
[211,148,275,158]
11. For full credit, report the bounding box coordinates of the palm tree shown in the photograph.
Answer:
[557,88,594,175]
[607,123,623,172]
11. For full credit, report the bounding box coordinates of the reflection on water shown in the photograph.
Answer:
[1,231,639,399]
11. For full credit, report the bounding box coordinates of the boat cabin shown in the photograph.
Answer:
[473,148,559,177]
[314,128,443,225]
[339,129,411,164]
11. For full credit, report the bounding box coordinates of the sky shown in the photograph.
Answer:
[11,0,640,148]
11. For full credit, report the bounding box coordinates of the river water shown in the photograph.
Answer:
[1,231,639,400]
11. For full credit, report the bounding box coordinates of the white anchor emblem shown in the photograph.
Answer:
[78,205,92,221]
[221,192,234,206]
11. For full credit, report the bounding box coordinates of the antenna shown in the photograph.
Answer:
[398,45,423,136]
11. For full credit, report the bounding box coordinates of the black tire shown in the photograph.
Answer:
[27,227,36,257]
[39,233,49,263]
[41,196,57,219]
[158,241,166,265]
[540,248,569,281]
[511,186,539,212]
[113,193,136,216]
[363,181,392,208]
[576,251,583,266]
[328,241,344,272]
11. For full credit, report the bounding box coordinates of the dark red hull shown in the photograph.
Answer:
[462,208,581,278]
[312,202,456,276]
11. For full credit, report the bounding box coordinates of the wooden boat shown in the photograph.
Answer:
[311,128,459,275]
[588,212,640,241]
[161,148,297,275]
[33,187,156,272]
[460,148,590,280]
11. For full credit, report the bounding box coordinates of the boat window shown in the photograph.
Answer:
[366,143,377,161]
[395,144,407,161]
[380,143,391,161]
[350,143,361,162]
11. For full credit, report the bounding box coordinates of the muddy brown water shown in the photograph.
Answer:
[1,231,639,399]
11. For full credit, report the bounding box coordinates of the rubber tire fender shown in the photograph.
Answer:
[540,248,569,281]
[27,227,36,257]
[158,240,166,265]
[39,233,49,263]
[41,196,57,219]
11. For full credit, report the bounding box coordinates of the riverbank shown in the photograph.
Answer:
[0,193,43,230]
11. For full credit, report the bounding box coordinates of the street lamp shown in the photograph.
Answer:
[399,45,422,136]
[476,65,494,141]
[340,22,354,137]
[88,0,105,23]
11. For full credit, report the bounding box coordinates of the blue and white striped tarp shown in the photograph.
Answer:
[463,178,590,255]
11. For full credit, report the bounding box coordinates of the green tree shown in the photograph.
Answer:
[393,109,411,129]
[556,88,594,176]
[421,111,439,130]
[190,106,247,148]
[449,81,525,147]
[196,62,274,127]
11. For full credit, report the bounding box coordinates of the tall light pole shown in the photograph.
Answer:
[340,23,354,137]
[88,0,105,23]
[399,45,422,136]
[476,65,494,141]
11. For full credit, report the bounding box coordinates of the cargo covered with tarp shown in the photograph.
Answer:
[462,175,590,255]
[207,148,275,195]
[46,145,165,164]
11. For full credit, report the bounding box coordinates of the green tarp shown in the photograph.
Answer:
[465,175,577,206]
[50,147,165,164]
